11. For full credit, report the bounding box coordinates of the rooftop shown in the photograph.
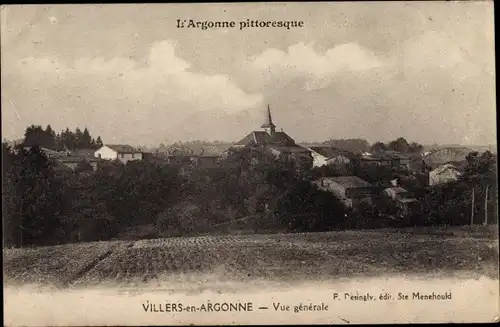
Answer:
[384,187,408,194]
[268,145,311,154]
[431,163,462,175]
[56,155,98,163]
[308,146,356,159]
[105,144,140,153]
[322,176,372,189]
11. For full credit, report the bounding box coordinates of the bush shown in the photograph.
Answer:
[276,181,346,232]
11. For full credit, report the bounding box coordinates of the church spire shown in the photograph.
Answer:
[260,104,276,135]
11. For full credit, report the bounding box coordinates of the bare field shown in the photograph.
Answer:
[3,227,499,289]
[3,240,130,286]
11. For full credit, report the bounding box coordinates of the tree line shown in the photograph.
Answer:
[23,125,104,151]
[317,137,424,154]
[2,137,496,249]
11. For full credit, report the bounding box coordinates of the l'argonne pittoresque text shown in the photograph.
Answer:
[176,19,305,31]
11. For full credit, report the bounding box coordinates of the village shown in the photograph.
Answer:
[6,105,496,238]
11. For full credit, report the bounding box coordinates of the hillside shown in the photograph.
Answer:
[4,226,498,289]
[423,144,496,154]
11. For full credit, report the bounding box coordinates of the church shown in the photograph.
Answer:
[230,105,313,170]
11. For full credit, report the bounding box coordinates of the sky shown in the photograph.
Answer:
[1,3,496,147]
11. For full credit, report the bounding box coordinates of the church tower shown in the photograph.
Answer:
[260,105,276,136]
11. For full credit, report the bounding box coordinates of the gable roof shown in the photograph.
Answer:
[380,150,410,160]
[234,130,300,148]
[105,144,140,153]
[233,131,273,147]
[424,147,470,166]
[322,176,372,189]
[269,131,296,146]
[431,163,462,175]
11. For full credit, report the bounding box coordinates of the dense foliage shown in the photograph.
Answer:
[2,136,497,248]
[23,125,103,150]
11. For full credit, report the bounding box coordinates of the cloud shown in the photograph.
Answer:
[3,40,263,144]
[12,40,262,111]
[250,42,386,90]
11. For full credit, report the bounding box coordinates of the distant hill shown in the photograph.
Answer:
[149,141,233,156]
[423,144,496,154]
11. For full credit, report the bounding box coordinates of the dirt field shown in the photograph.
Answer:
[3,226,499,289]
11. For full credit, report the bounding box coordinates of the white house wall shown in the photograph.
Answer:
[309,149,328,167]
[94,146,118,160]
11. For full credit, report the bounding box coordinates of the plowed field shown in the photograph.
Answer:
[4,227,498,288]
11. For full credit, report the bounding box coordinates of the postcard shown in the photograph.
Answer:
[2,2,499,325]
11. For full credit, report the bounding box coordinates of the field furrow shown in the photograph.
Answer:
[4,228,499,288]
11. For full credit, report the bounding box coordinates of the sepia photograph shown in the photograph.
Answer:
[1,2,499,325]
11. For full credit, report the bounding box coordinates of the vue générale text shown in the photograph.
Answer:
[176,19,305,31]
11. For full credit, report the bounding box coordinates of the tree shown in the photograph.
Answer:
[23,125,45,147]
[96,136,103,148]
[276,181,346,232]
[55,133,63,151]
[74,160,94,174]
[370,142,387,153]
[61,128,75,150]
[3,146,65,247]
[463,151,496,225]
[81,128,92,149]
[44,125,56,149]
[2,142,19,247]
[388,137,410,152]
[408,142,424,153]
[75,128,84,149]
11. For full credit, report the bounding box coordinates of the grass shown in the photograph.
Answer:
[3,227,498,288]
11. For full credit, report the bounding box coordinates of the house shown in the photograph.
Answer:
[190,153,221,169]
[386,151,411,170]
[423,147,470,169]
[21,146,99,172]
[358,155,393,168]
[54,154,98,172]
[231,105,313,170]
[358,150,411,171]
[429,163,462,186]
[305,145,356,168]
[383,186,410,201]
[94,144,143,164]
[382,178,420,217]
[313,176,373,209]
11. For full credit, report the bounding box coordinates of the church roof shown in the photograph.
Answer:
[270,131,296,146]
[233,131,272,147]
[233,130,299,148]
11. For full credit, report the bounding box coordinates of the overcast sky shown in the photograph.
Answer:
[1,3,496,146]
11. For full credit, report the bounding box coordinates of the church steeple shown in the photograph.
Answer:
[260,104,276,135]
